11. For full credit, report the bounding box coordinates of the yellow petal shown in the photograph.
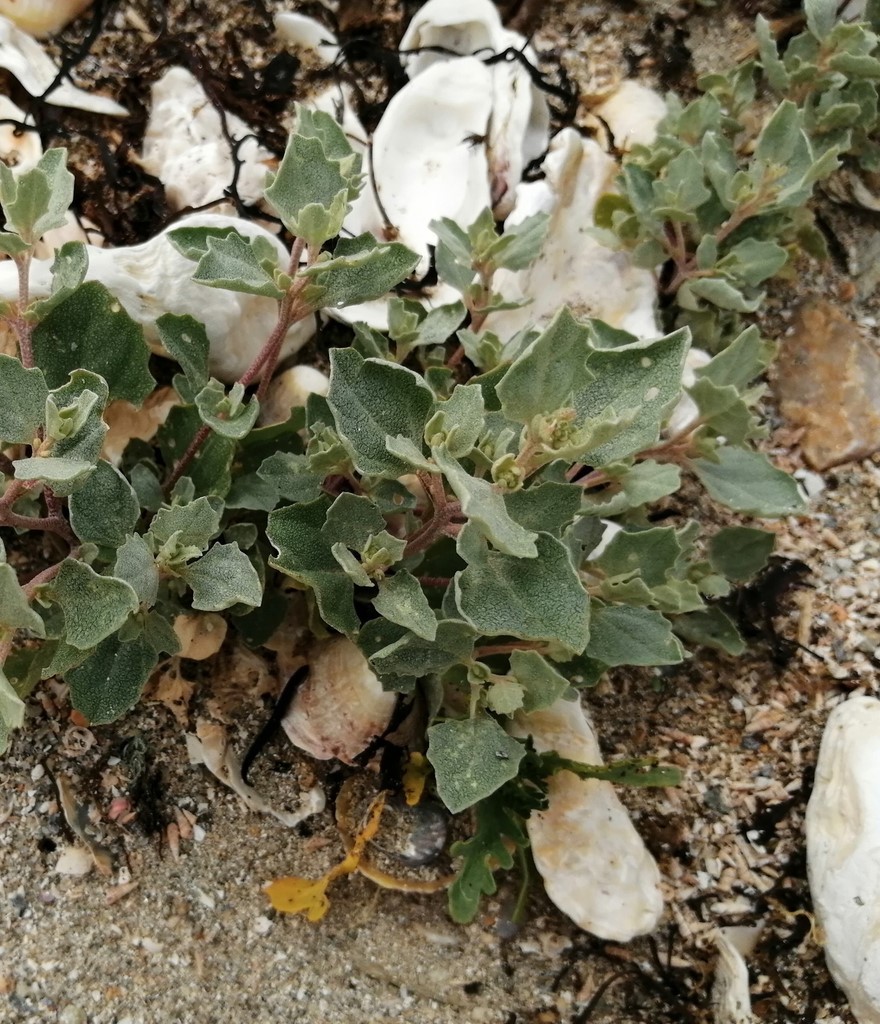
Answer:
[403,752,430,806]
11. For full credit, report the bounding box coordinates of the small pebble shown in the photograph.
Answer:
[30,764,44,782]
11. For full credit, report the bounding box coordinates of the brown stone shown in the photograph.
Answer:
[774,299,880,470]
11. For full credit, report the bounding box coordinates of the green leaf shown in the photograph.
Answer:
[367,618,476,681]
[496,308,593,425]
[267,497,359,635]
[673,606,745,656]
[265,127,358,246]
[427,717,525,813]
[113,534,159,607]
[455,532,590,653]
[68,459,140,547]
[0,667,26,754]
[581,461,681,516]
[31,241,88,318]
[373,571,437,641]
[327,348,434,477]
[32,281,154,405]
[535,749,683,788]
[571,329,691,465]
[692,447,806,516]
[695,325,774,390]
[142,610,181,657]
[716,237,788,287]
[425,384,484,457]
[509,651,570,712]
[0,148,74,243]
[156,313,210,393]
[66,631,158,724]
[321,492,386,551]
[188,231,284,299]
[504,482,583,536]
[256,452,322,503]
[447,788,530,923]
[0,232,29,256]
[13,455,93,494]
[432,217,477,292]
[805,0,838,40]
[150,496,222,555]
[709,526,775,582]
[678,277,761,313]
[300,234,419,309]
[0,355,47,443]
[586,604,685,666]
[0,563,45,635]
[485,212,550,271]
[195,379,260,439]
[434,447,538,558]
[755,16,791,92]
[179,542,262,611]
[595,525,680,586]
[51,559,139,650]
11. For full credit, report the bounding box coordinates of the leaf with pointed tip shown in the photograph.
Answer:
[179,542,262,611]
[301,235,420,310]
[0,148,74,243]
[373,572,437,641]
[51,560,139,650]
[187,231,284,299]
[66,631,158,724]
[693,447,806,516]
[69,459,140,547]
[156,313,210,393]
[586,603,685,666]
[0,563,45,635]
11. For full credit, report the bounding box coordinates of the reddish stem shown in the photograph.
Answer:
[14,250,33,368]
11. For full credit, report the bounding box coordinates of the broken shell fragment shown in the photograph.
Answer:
[711,925,762,1024]
[806,695,880,1024]
[139,67,273,212]
[0,214,314,382]
[484,129,659,345]
[0,15,126,115]
[0,0,93,37]
[0,95,40,174]
[509,697,663,941]
[592,81,668,153]
[275,11,340,64]
[282,637,397,764]
[665,347,711,437]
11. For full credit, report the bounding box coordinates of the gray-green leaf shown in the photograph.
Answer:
[179,542,262,611]
[51,560,139,650]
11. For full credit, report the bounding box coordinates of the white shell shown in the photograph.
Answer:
[259,365,329,426]
[139,67,272,212]
[593,81,668,153]
[806,695,880,1024]
[484,129,659,345]
[0,0,92,37]
[665,347,711,436]
[0,15,126,115]
[275,11,340,64]
[282,636,397,764]
[187,718,325,827]
[509,697,663,941]
[0,214,314,382]
[711,926,762,1024]
[399,0,549,217]
[345,56,493,278]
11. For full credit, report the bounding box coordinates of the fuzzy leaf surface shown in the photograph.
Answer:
[427,717,525,813]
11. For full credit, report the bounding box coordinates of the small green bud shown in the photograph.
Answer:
[490,453,525,492]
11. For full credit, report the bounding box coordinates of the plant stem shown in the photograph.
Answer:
[14,250,33,368]
[165,239,312,489]
[473,640,547,658]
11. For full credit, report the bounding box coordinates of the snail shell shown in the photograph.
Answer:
[282,637,397,764]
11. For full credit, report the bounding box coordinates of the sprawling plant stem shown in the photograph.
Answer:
[165,238,312,489]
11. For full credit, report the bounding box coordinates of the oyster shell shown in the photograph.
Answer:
[282,636,397,765]
[484,128,659,345]
[399,0,549,218]
[0,213,314,382]
[0,15,126,115]
[275,11,340,64]
[806,695,880,1024]
[509,696,663,941]
[345,56,494,278]
[0,0,92,37]
[138,67,273,212]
